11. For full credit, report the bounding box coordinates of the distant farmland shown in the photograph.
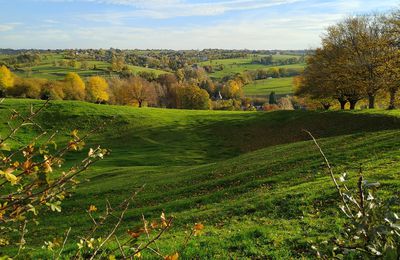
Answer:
[243,77,294,97]
[1,53,169,80]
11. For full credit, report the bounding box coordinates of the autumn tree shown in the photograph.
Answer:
[156,74,180,108]
[86,76,109,103]
[267,67,280,78]
[199,78,216,96]
[125,76,156,107]
[222,79,243,99]
[333,15,392,108]
[383,10,400,109]
[295,47,350,109]
[64,72,86,100]
[107,77,126,105]
[297,29,365,110]
[40,80,66,100]
[298,14,397,110]
[9,77,46,99]
[0,65,14,96]
[110,55,126,72]
[175,68,185,83]
[176,84,211,110]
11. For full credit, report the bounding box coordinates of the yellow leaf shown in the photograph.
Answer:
[71,129,79,138]
[68,142,77,151]
[43,156,53,173]
[160,212,168,227]
[194,223,204,231]
[0,168,18,185]
[88,205,97,212]
[164,252,179,260]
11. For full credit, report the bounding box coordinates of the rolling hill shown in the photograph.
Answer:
[243,77,294,97]
[1,99,400,258]
[0,53,169,80]
[198,56,304,80]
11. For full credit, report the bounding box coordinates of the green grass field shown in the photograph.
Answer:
[6,53,168,80]
[243,77,294,97]
[1,99,400,258]
[198,55,305,79]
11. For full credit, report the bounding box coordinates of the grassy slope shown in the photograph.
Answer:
[198,55,305,79]
[243,77,294,97]
[9,53,168,80]
[1,99,400,258]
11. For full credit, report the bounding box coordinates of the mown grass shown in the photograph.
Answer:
[243,77,294,97]
[1,99,400,258]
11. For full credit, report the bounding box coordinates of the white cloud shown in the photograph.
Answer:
[0,12,342,49]
[0,23,20,32]
[47,0,305,19]
[2,0,398,49]
[0,25,14,32]
[44,19,60,24]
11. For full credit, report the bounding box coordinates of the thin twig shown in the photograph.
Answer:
[114,235,126,259]
[304,130,355,218]
[89,198,131,260]
[142,214,160,253]
[15,220,27,257]
[0,100,50,146]
[131,218,174,257]
[358,175,365,217]
[57,227,72,260]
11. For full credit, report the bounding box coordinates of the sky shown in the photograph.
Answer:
[0,0,399,50]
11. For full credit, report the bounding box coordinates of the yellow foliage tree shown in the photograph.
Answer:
[222,79,243,99]
[64,72,86,100]
[87,76,109,103]
[0,65,14,95]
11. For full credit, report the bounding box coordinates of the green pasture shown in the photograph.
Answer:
[0,99,399,258]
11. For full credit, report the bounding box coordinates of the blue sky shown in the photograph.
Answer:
[0,0,398,50]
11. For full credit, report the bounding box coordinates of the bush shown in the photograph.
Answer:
[307,131,400,258]
[212,99,242,110]
[40,81,66,100]
[8,77,45,99]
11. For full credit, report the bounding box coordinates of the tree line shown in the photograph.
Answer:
[295,11,400,110]
[0,48,307,74]
[1,63,276,110]
[252,55,305,66]
[0,65,214,109]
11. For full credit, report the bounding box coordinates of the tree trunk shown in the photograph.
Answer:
[138,100,143,108]
[349,100,357,110]
[338,99,347,110]
[321,102,331,110]
[388,88,397,110]
[368,94,375,109]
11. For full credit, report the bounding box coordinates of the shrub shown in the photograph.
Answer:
[307,131,400,258]
[8,77,45,99]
